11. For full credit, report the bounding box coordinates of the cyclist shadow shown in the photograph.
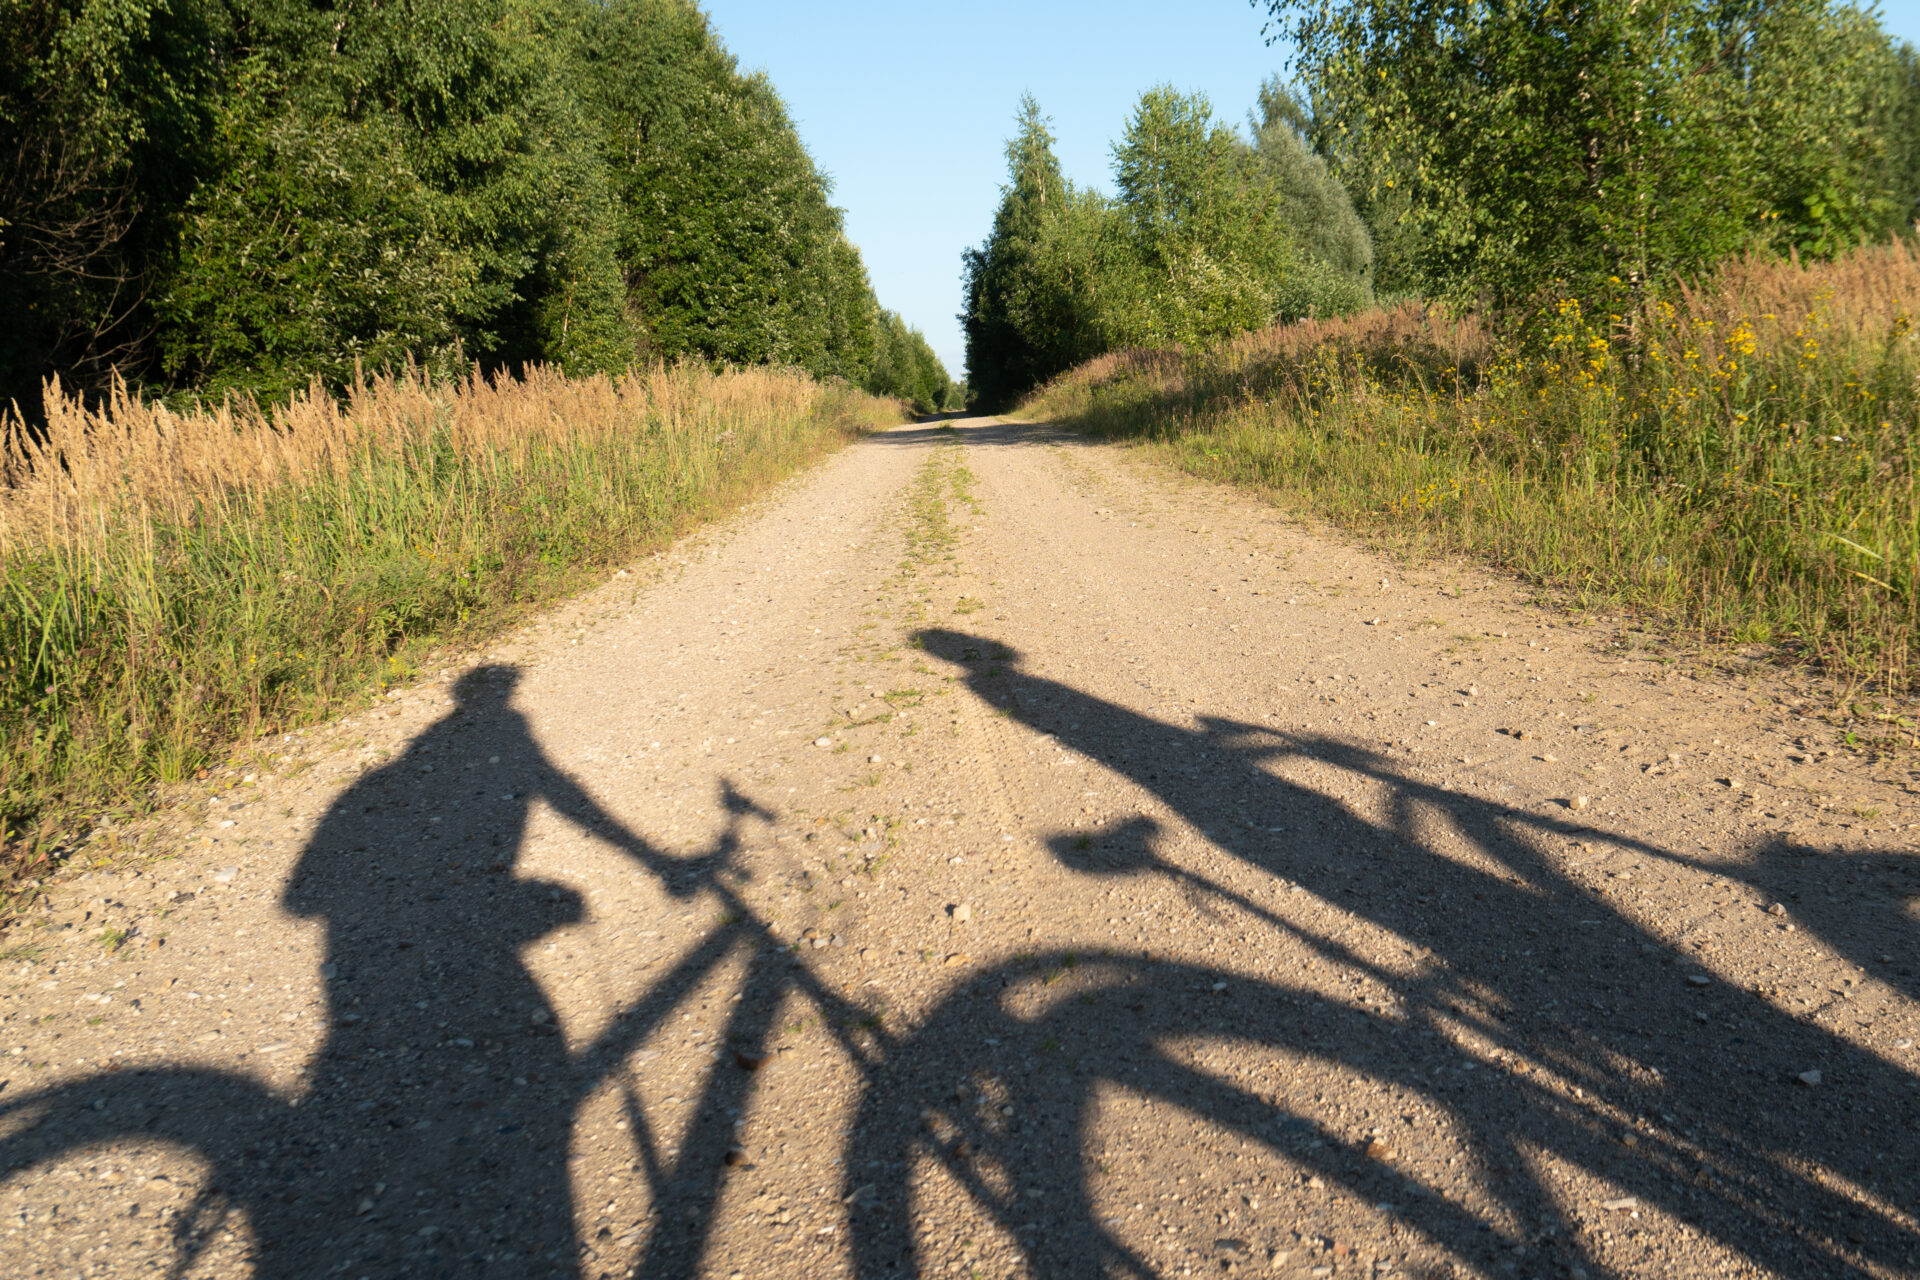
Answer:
[847,631,1920,1279]
[0,664,767,1278]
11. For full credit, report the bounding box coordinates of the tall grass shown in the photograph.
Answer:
[1027,241,1920,700]
[1,364,900,860]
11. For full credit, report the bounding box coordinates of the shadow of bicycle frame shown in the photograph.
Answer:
[1,629,1914,1279]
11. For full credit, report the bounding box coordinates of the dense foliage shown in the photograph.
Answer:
[966,2,1920,405]
[0,0,948,412]
[962,90,1373,409]
[867,310,960,414]
[1265,0,1920,308]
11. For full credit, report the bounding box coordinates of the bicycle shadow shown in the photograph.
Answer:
[4,641,1914,1278]
[847,630,1920,1278]
[0,665,811,1278]
[1714,838,1920,1009]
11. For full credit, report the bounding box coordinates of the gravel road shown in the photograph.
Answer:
[2,417,1917,1280]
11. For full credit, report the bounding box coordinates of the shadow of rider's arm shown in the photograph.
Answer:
[537,764,757,894]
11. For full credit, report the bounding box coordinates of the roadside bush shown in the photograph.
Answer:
[1028,243,1920,695]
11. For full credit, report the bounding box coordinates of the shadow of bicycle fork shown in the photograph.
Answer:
[2,645,1917,1280]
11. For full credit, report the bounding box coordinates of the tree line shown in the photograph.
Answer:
[964,0,1920,409]
[0,0,953,413]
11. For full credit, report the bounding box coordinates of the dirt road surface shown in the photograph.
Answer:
[3,418,1918,1280]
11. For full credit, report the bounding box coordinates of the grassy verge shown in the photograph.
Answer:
[1,363,901,866]
[1026,242,1919,717]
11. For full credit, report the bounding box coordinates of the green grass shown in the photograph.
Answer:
[1027,242,1920,711]
[0,363,901,869]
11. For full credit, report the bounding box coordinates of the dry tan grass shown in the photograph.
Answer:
[3,363,851,554]
[0,362,899,865]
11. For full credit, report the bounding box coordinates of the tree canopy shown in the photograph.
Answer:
[962,88,1373,409]
[0,0,946,412]
[1264,0,1920,308]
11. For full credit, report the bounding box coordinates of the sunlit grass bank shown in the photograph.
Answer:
[1027,242,1920,703]
[1,364,900,859]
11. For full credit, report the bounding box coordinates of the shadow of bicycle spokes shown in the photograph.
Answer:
[4,636,1916,1279]
[0,666,882,1279]
[838,630,1920,1279]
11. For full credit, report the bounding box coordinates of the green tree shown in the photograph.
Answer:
[962,96,1104,408]
[1266,0,1920,308]
[4,0,897,411]
[1271,79,1427,297]
[1750,5,1919,253]
[318,0,636,375]
[577,0,880,381]
[1101,86,1298,348]
[867,309,953,413]
[1248,81,1370,279]
[0,0,232,410]
[1888,43,1920,229]
[153,64,478,398]
[964,87,1381,404]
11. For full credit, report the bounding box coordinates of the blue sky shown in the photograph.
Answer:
[700,1,1920,380]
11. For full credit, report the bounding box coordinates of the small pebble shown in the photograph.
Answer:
[1797,1070,1822,1087]
[1767,902,1787,916]
[868,754,883,764]
[1571,795,1591,811]
[814,737,832,748]
[952,903,973,924]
